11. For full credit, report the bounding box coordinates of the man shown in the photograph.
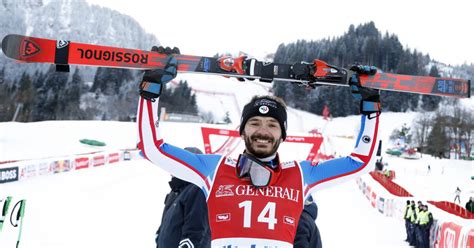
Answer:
[408,201,418,246]
[454,187,461,204]
[293,196,322,248]
[155,147,211,248]
[137,47,381,247]
[417,204,433,248]
[466,197,474,213]
[402,200,411,241]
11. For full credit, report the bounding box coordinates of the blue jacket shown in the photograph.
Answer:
[294,198,322,248]
[155,177,211,248]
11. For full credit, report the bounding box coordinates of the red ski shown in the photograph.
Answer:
[1,34,470,98]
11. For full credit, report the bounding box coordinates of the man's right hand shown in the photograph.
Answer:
[139,46,179,101]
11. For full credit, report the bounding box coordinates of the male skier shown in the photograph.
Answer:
[137,47,381,247]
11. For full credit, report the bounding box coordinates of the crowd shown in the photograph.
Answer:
[403,200,433,248]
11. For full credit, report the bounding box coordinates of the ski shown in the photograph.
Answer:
[0,196,12,232]
[1,34,470,98]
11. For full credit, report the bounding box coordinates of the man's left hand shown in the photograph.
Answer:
[349,64,381,116]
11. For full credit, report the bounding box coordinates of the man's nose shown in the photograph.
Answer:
[254,125,272,135]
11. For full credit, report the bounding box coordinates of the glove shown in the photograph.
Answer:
[349,64,381,116]
[139,46,179,101]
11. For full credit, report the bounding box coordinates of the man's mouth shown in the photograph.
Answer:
[254,138,272,144]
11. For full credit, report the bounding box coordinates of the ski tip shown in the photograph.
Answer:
[1,34,23,59]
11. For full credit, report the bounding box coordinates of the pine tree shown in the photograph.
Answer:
[0,67,14,121]
[426,114,449,158]
[159,80,198,115]
[92,67,133,95]
[32,65,68,121]
[421,65,442,111]
[61,68,85,119]
[14,72,36,121]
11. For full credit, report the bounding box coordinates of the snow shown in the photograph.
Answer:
[1,74,473,247]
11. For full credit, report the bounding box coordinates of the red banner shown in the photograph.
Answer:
[438,222,463,248]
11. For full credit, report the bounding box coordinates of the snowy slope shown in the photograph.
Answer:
[1,114,472,248]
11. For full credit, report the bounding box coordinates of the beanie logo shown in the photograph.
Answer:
[259,106,269,114]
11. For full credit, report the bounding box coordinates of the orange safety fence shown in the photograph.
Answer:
[369,171,474,219]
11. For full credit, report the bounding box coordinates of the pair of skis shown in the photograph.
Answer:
[1,34,471,98]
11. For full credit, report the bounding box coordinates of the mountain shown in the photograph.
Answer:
[0,0,160,121]
[0,0,158,80]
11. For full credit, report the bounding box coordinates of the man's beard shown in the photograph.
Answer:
[243,132,281,158]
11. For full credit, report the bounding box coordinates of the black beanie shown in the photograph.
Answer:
[239,96,287,140]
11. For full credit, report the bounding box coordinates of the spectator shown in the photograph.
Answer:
[293,196,322,248]
[417,204,433,248]
[414,201,424,248]
[375,157,384,171]
[407,201,417,246]
[402,200,411,241]
[454,187,461,204]
[155,147,211,248]
[466,197,474,213]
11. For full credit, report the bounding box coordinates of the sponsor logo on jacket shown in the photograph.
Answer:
[216,213,231,222]
[216,185,235,197]
[215,184,300,203]
[283,216,295,225]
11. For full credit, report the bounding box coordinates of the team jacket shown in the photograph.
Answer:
[137,97,380,248]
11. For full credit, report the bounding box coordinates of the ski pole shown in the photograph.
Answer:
[10,200,26,248]
[0,196,13,232]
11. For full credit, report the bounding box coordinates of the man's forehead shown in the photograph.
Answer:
[247,116,279,122]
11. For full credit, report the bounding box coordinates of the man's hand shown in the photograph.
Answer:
[349,64,381,116]
[139,46,179,101]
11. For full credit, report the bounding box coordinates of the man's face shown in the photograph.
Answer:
[242,116,283,158]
